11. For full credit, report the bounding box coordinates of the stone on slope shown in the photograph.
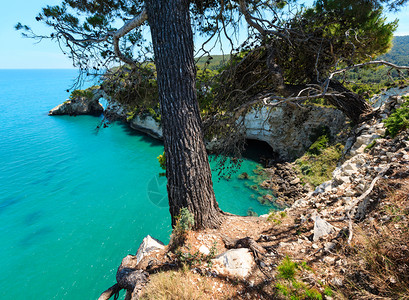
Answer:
[313,215,335,241]
[211,248,255,279]
[136,235,165,264]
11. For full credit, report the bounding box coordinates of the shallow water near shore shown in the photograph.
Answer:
[0,69,275,299]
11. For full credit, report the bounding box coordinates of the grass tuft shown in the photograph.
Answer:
[140,270,211,300]
[296,144,344,187]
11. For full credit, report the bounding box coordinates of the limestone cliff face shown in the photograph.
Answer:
[110,102,346,159]
[125,103,346,160]
[49,90,104,116]
[104,101,163,139]
[130,116,163,140]
[241,105,346,160]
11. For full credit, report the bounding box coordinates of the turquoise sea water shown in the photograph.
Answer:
[0,70,274,299]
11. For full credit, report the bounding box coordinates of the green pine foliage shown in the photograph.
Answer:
[169,208,195,251]
[384,96,409,137]
[69,88,95,100]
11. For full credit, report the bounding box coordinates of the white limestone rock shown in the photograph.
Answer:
[198,245,210,255]
[136,235,165,264]
[212,248,255,279]
[313,215,335,241]
[130,116,163,139]
[314,180,333,194]
[240,105,346,160]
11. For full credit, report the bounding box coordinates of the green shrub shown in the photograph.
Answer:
[275,256,326,300]
[365,139,378,150]
[69,88,94,100]
[157,152,166,170]
[176,242,217,268]
[296,143,344,187]
[169,208,195,251]
[126,107,140,121]
[323,286,333,296]
[267,211,286,224]
[308,135,329,155]
[176,207,195,231]
[304,288,322,300]
[276,283,290,296]
[384,97,409,137]
[277,256,298,280]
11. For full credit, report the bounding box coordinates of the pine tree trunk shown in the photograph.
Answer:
[146,0,223,229]
[326,80,374,124]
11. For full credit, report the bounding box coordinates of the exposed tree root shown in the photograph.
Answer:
[98,255,149,300]
[222,235,267,256]
[221,234,276,279]
[346,166,390,244]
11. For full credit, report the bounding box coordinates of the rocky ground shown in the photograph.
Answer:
[98,92,408,299]
[260,162,310,207]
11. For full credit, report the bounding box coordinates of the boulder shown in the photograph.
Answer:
[313,215,335,241]
[135,235,165,264]
[314,180,333,194]
[211,248,255,279]
[198,245,210,255]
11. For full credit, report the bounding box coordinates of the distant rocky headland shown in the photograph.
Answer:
[49,88,104,116]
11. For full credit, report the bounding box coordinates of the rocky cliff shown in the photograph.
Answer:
[106,99,347,160]
[49,89,104,116]
[106,89,409,300]
[241,104,346,160]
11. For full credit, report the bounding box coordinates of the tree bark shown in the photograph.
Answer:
[326,80,374,124]
[146,0,223,229]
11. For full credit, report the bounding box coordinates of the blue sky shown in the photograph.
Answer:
[1,1,408,69]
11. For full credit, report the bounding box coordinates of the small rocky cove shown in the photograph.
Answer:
[50,87,409,299]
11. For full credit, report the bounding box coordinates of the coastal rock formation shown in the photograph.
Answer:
[104,96,346,159]
[294,92,409,217]
[242,105,346,160]
[260,163,309,207]
[109,101,346,159]
[130,116,163,140]
[49,89,104,116]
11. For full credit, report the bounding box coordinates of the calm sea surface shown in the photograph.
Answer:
[0,69,274,299]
